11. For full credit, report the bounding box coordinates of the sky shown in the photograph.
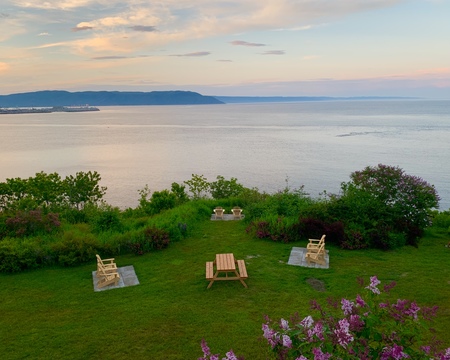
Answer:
[1,0,450,98]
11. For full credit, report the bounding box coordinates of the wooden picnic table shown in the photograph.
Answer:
[206,253,248,289]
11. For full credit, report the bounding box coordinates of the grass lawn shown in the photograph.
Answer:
[1,220,449,359]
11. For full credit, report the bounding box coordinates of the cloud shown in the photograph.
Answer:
[38,32,50,36]
[230,40,266,47]
[217,59,232,62]
[0,62,10,72]
[72,25,94,32]
[262,50,285,55]
[12,0,92,10]
[171,51,211,57]
[129,25,157,32]
[91,56,128,60]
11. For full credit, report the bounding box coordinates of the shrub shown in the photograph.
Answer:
[246,216,300,243]
[4,209,61,238]
[128,226,170,255]
[0,237,49,272]
[261,276,450,359]
[90,206,124,233]
[202,276,450,359]
[51,230,101,266]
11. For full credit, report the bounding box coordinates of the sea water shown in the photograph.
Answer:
[0,99,449,210]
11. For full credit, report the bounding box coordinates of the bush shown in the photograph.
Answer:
[128,226,170,255]
[4,209,61,238]
[90,206,124,233]
[51,230,101,266]
[0,237,49,272]
[246,216,300,243]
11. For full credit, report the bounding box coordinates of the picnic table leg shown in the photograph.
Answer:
[207,271,219,289]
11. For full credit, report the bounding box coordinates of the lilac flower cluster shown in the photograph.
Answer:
[260,276,450,360]
[199,339,239,360]
[199,276,449,359]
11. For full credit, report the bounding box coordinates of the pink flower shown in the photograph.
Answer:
[334,318,354,348]
[312,347,332,360]
[355,294,366,307]
[341,298,354,315]
[381,344,409,359]
[299,315,314,328]
[365,275,381,294]
[282,334,292,348]
[280,318,290,330]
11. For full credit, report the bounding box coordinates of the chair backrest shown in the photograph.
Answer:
[232,207,242,215]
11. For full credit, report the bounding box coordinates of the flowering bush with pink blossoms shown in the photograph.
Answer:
[262,276,450,360]
[200,276,450,360]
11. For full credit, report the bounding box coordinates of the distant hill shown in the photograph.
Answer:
[0,90,224,107]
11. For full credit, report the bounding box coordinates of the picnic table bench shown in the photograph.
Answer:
[206,253,248,289]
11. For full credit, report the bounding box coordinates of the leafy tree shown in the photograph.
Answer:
[28,171,64,209]
[63,171,107,210]
[171,182,189,205]
[209,175,245,199]
[184,174,210,199]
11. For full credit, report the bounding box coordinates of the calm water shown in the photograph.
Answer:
[1,100,449,210]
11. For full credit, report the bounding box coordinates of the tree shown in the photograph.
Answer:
[209,175,245,199]
[184,174,210,199]
[63,171,107,210]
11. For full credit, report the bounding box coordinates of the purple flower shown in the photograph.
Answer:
[201,339,211,356]
[381,344,409,359]
[295,356,308,360]
[348,314,365,332]
[299,315,314,328]
[355,294,366,307]
[224,350,238,360]
[334,318,354,348]
[341,298,354,315]
[365,276,381,294]
[282,334,293,348]
[280,318,290,330]
[312,347,332,360]
[307,322,325,342]
[262,323,279,348]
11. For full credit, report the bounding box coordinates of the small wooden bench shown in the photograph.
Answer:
[237,260,248,279]
[206,261,214,280]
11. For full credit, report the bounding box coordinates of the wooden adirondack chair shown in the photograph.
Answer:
[306,234,326,253]
[213,207,224,219]
[97,266,120,288]
[305,242,326,266]
[96,254,117,275]
[231,207,243,219]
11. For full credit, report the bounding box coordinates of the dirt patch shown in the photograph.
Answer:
[306,278,326,292]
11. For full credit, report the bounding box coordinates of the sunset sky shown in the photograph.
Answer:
[1,0,449,97]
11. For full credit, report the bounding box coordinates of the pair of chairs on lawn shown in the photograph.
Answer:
[305,234,327,266]
[213,206,243,220]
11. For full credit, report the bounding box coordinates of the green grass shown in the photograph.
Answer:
[1,220,449,359]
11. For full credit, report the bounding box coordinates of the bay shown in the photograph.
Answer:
[0,99,449,210]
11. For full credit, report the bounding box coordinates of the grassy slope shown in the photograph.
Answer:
[1,220,449,359]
